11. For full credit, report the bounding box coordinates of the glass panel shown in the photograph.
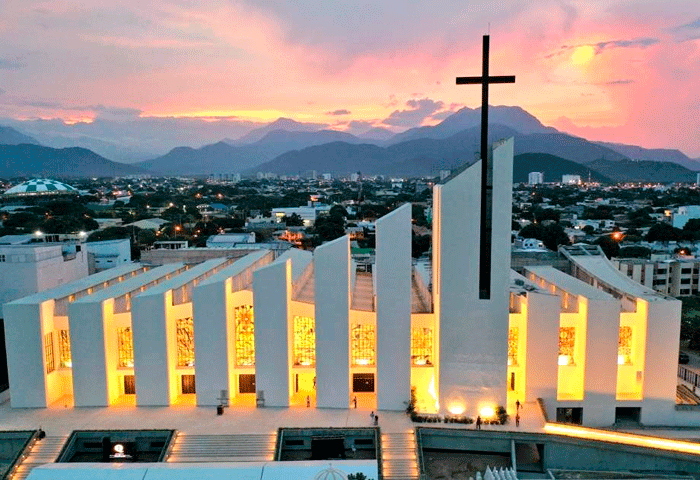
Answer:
[293,316,315,366]
[117,327,134,368]
[558,327,575,366]
[411,327,433,366]
[235,305,255,367]
[58,329,72,368]
[44,332,55,374]
[176,317,195,367]
[351,324,375,366]
[618,326,633,365]
[508,327,518,366]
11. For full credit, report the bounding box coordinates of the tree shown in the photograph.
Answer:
[313,215,345,243]
[618,246,651,259]
[412,234,431,258]
[87,227,134,242]
[582,225,595,235]
[329,205,348,219]
[595,236,620,259]
[646,222,682,242]
[519,223,570,252]
[282,213,304,227]
[412,204,428,227]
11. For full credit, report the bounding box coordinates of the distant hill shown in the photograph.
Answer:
[595,141,700,171]
[0,144,146,178]
[0,126,39,146]
[389,105,557,144]
[249,124,632,177]
[513,153,612,184]
[358,127,395,142]
[229,117,328,145]
[586,158,697,183]
[138,130,372,175]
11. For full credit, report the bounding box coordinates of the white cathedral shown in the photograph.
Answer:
[3,138,687,427]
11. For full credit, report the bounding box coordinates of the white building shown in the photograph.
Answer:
[672,205,700,229]
[2,137,689,427]
[614,257,700,297]
[271,204,331,227]
[0,238,88,309]
[562,175,582,185]
[86,239,132,274]
[206,233,256,248]
[528,172,544,185]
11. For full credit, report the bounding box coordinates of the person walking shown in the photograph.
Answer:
[353,396,358,409]
[515,413,520,427]
[515,400,521,411]
[374,414,379,426]
[370,411,375,423]
[476,416,482,430]
[306,395,311,408]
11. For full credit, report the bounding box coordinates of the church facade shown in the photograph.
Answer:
[3,138,687,427]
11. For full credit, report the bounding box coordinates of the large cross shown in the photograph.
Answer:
[456,35,515,300]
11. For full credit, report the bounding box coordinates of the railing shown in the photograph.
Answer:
[679,364,700,389]
[416,428,428,480]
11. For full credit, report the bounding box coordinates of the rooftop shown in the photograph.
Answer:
[525,266,614,300]
[73,264,185,304]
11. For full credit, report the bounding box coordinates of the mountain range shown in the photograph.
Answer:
[0,105,698,181]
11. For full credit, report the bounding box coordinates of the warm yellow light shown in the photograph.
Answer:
[480,406,495,418]
[558,355,571,366]
[448,404,465,415]
[571,45,595,65]
[544,423,700,455]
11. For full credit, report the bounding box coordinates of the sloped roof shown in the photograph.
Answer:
[4,179,78,195]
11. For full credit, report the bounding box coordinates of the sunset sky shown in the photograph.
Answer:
[0,0,698,157]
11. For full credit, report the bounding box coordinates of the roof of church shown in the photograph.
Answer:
[524,266,613,300]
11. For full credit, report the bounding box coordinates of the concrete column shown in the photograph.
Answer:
[314,236,351,408]
[68,300,110,407]
[376,204,412,411]
[3,302,48,407]
[132,293,171,406]
[193,280,230,406]
[524,291,560,405]
[582,298,619,426]
[253,260,291,407]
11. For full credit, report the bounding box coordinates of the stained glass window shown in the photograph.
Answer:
[235,305,255,367]
[508,327,518,366]
[351,324,375,366]
[177,317,195,367]
[558,327,575,366]
[58,329,72,368]
[44,332,55,374]
[117,327,134,368]
[618,326,632,365]
[411,327,433,366]
[293,316,315,366]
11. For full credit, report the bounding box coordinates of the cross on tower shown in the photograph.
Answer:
[456,35,515,300]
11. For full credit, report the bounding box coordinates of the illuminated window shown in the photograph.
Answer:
[177,317,195,367]
[117,327,134,368]
[58,329,72,368]
[293,316,315,366]
[44,332,55,374]
[351,324,375,366]
[411,327,433,366]
[235,305,255,367]
[508,327,518,366]
[558,327,575,366]
[618,326,632,365]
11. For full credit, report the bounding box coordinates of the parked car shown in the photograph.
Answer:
[679,352,690,364]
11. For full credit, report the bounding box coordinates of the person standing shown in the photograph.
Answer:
[353,396,358,409]
[515,400,521,411]
[476,416,482,430]
[515,413,520,427]
[370,411,375,423]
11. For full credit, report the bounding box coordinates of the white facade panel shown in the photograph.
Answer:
[375,204,412,411]
[132,294,170,406]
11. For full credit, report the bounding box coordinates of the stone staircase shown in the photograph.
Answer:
[166,433,277,463]
[10,435,68,480]
[381,431,420,480]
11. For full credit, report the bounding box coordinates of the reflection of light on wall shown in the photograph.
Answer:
[558,355,571,366]
[448,403,465,415]
[480,406,495,418]
[544,423,700,455]
[427,375,439,412]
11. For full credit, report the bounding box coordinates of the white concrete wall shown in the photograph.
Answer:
[253,260,291,407]
[375,204,412,411]
[68,300,110,407]
[434,139,513,416]
[642,299,682,424]
[132,293,170,406]
[314,236,351,409]
[193,280,230,406]
[581,298,620,426]
[2,302,48,407]
[525,291,560,404]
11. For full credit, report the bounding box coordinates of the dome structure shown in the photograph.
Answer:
[4,179,78,196]
[313,465,348,480]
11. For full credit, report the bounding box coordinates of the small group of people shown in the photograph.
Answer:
[370,411,379,426]
[475,400,522,430]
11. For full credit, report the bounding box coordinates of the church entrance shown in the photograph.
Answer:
[290,371,316,407]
